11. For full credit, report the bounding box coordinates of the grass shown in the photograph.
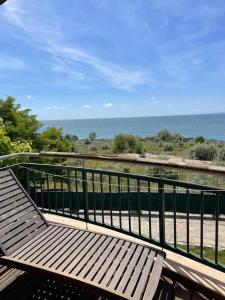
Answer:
[177,244,225,265]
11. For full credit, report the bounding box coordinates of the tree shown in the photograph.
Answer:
[0,118,32,156]
[113,134,127,153]
[35,127,74,152]
[0,96,41,141]
[89,132,97,142]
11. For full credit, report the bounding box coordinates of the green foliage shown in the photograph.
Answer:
[112,134,143,154]
[189,143,217,161]
[65,134,78,141]
[89,132,97,141]
[35,127,74,152]
[163,142,173,152]
[195,136,205,143]
[0,118,32,156]
[217,146,225,161]
[0,96,41,141]
[157,129,173,141]
[84,138,91,145]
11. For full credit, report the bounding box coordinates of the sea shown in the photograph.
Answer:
[42,113,225,141]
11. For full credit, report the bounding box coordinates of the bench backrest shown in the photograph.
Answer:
[0,169,48,255]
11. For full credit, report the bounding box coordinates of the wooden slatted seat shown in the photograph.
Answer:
[0,169,166,300]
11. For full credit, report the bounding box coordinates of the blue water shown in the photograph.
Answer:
[42,113,225,140]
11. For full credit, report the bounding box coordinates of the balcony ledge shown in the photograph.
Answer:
[44,213,225,299]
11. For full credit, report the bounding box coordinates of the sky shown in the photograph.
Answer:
[0,0,225,120]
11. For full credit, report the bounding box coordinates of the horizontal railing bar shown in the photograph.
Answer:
[1,151,225,176]
[21,163,225,192]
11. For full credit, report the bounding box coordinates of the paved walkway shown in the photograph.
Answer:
[85,211,225,249]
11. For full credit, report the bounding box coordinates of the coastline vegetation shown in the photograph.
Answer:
[1,96,225,173]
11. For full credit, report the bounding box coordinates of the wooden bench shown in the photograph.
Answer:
[0,169,165,300]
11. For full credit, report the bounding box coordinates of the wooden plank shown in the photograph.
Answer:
[125,247,150,297]
[0,209,40,237]
[64,233,99,274]
[71,235,108,276]
[116,245,143,293]
[0,197,28,215]
[108,243,137,290]
[100,241,130,286]
[0,185,19,197]
[0,192,25,209]
[29,227,74,264]
[85,237,118,281]
[142,253,164,300]
[0,189,22,202]
[11,226,55,258]
[0,203,33,228]
[0,215,42,243]
[0,180,16,191]
[0,175,12,184]
[48,230,85,269]
[16,226,64,260]
[93,239,124,284]
[39,229,79,267]
[2,219,46,251]
[0,170,10,178]
[132,250,156,300]
[7,223,48,255]
[78,236,113,278]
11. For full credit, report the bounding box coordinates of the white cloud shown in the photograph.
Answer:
[2,0,148,90]
[26,94,32,99]
[45,106,66,110]
[104,102,114,108]
[84,104,91,109]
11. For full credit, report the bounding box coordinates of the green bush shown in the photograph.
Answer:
[217,147,225,161]
[195,136,205,143]
[189,144,217,161]
[112,134,143,154]
[84,138,91,145]
[163,142,173,152]
[157,129,173,141]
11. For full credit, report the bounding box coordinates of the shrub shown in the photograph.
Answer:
[163,142,173,152]
[217,147,225,161]
[113,134,127,153]
[101,143,110,150]
[189,144,217,161]
[195,136,205,143]
[89,132,97,141]
[157,129,173,141]
[84,138,91,145]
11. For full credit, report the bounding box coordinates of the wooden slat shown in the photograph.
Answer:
[48,230,85,269]
[71,235,108,276]
[125,247,150,297]
[0,192,26,209]
[108,243,136,290]
[0,203,33,228]
[142,253,164,300]
[78,236,113,278]
[0,189,22,202]
[38,229,79,267]
[100,241,130,286]
[0,209,40,237]
[0,170,10,178]
[0,180,16,191]
[0,215,42,243]
[85,237,118,281]
[0,197,28,215]
[56,231,94,272]
[116,245,143,293]
[16,226,63,260]
[11,226,55,258]
[28,227,73,264]
[5,224,48,255]
[64,233,100,274]
[0,175,12,184]
[132,250,156,300]
[93,239,124,284]
[0,185,19,197]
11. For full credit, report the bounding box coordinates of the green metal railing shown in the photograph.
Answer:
[2,162,225,272]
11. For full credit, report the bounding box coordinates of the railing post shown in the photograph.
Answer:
[159,182,165,246]
[82,169,89,222]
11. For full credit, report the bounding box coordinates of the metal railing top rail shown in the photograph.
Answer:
[1,151,225,176]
